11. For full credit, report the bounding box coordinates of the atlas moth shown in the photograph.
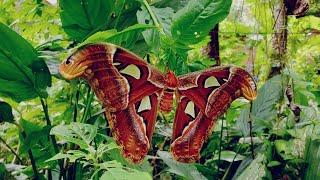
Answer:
[59,43,257,164]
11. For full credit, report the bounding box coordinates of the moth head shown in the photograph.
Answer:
[231,67,257,101]
[59,44,100,80]
[166,70,178,88]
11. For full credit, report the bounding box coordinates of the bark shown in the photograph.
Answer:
[269,0,288,78]
[285,0,309,17]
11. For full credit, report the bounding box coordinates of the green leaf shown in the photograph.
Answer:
[251,75,284,131]
[107,147,153,173]
[137,6,174,50]
[19,120,56,168]
[50,122,97,149]
[31,59,52,98]
[82,24,156,49]
[171,0,232,45]
[211,151,246,162]
[0,23,51,102]
[233,154,271,180]
[59,0,114,42]
[0,101,14,123]
[303,139,320,180]
[236,105,250,136]
[100,167,152,180]
[0,23,37,66]
[274,140,296,160]
[46,150,87,163]
[157,151,207,180]
[267,161,281,167]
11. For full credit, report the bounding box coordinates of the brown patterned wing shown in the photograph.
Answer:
[170,66,257,163]
[105,93,159,163]
[59,43,166,163]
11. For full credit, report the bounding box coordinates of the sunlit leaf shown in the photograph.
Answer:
[0,23,51,101]
[171,0,232,45]
[59,0,114,42]
[82,24,156,49]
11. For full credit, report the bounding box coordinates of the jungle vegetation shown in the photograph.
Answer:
[0,0,320,179]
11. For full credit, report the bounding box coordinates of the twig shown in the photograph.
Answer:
[0,136,23,163]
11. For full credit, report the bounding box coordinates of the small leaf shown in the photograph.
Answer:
[50,122,97,149]
[211,151,246,162]
[267,161,281,167]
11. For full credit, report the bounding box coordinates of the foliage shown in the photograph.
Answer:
[0,0,319,179]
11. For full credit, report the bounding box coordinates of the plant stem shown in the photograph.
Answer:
[222,146,241,180]
[218,117,224,174]
[21,131,39,180]
[249,102,255,159]
[0,136,23,163]
[80,88,94,123]
[73,89,80,122]
[40,98,65,180]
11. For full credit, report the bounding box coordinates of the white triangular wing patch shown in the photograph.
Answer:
[120,64,141,79]
[138,96,151,113]
[184,101,195,118]
[204,76,220,88]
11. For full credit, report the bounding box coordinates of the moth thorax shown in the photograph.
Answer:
[159,89,174,113]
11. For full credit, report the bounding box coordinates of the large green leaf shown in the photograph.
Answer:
[82,24,156,49]
[157,151,207,180]
[303,139,320,180]
[137,5,174,50]
[171,0,232,45]
[232,154,271,180]
[59,0,114,42]
[0,23,51,102]
[251,75,283,128]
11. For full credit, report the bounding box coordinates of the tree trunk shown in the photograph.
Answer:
[269,0,288,78]
[208,24,221,66]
